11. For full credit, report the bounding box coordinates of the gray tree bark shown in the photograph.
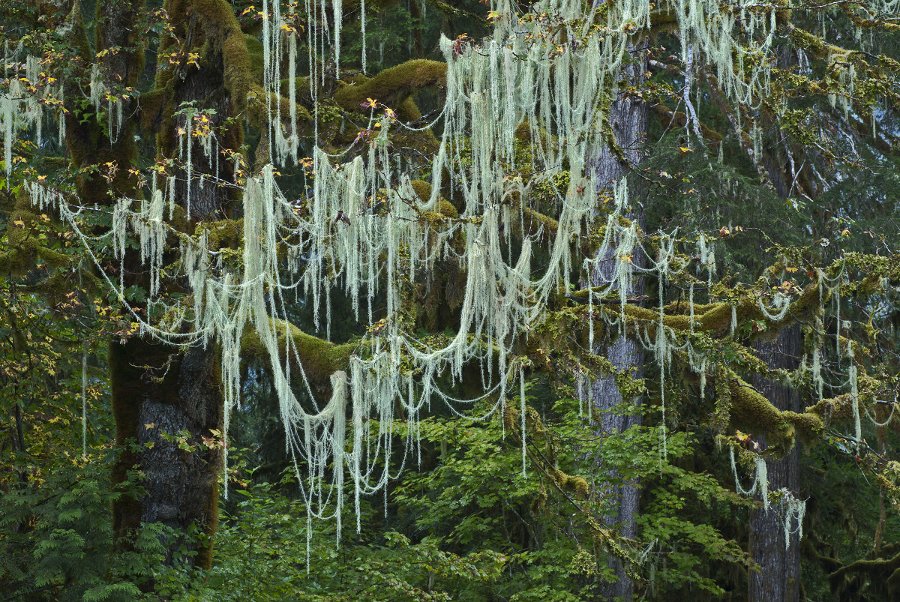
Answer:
[587,44,649,601]
[111,339,223,568]
[748,44,804,600]
[748,324,803,602]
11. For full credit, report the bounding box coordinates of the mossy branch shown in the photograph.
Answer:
[334,59,447,112]
[240,318,358,386]
[726,371,823,450]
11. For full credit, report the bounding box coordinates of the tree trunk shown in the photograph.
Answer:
[748,324,802,602]
[588,43,649,602]
[748,44,804,600]
[104,0,244,568]
[110,339,223,568]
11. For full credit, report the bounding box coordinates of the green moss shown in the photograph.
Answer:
[726,374,795,452]
[522,207,559,236]
[245,34,264,84]
[241,318,357,386]
[783,411,824,442]
[198,218,244,250]
[334,59,447,112]
[192,0,252,112]
[410,179,432,201]
[410,180,458,223]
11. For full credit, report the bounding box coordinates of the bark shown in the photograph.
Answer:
[748,43,805,601]
[112,0,241,567]
[748,324,803,602]
[588,44,649,601]
[66,0,239,566]
[110,339,223,568]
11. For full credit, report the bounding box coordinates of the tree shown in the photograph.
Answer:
[1,0,897,599]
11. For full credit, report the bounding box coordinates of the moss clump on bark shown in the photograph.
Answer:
[334,59,447,112]
[241,318,357,388]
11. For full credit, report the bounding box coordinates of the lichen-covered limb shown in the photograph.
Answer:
[521,207,559,236]
[838,4,900,33]
[787,23,900,108]
[334,59,447,112]
[407,180,459,223]
[241,318,358,385]
[805,373,884,419]
[828,551,900,582]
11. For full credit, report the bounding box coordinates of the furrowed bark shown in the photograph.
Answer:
[748,324,803,602]
[110,339,222,568]
[587,42,649,601]
[114,0,247,567]
[748,43,804,600]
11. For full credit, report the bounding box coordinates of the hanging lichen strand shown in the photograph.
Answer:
[5,0,895,546]
[1,50,64,186]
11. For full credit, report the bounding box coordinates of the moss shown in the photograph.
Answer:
[190,0,253,113]
[726,374,795,452]
[563,475,591,499]
[410,179,432,201]
[334,59,447,112]
[244,34,264,84]
[806,373,880,420]
[64,0,141,204]
[0,193,41,276]
[783,411,824,442]
[515,120,532,142]
[411,180,458,224]
[138,87,169,132]
[606,281,822,338]
[712,368,733,432]
[522,207,559,236]
[246,83,313,132]
[198,218,244,250]
[241,318,357,387]
[437,199,459,219]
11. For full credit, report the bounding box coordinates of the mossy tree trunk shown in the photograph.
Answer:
[111,0,246,567]
[748,324,803,602]
[65,0,244,568]
[587,43,649,602]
